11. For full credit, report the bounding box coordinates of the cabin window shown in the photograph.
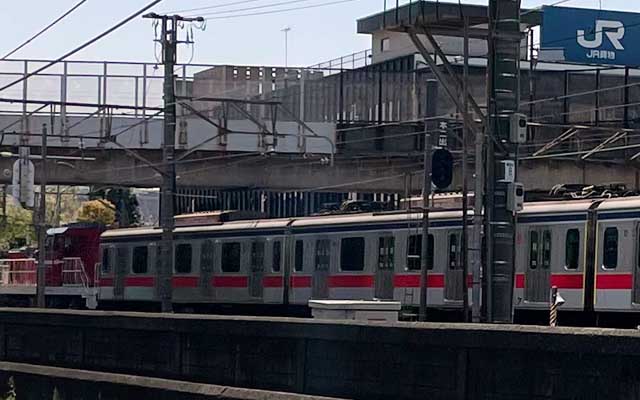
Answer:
[132,246,148,274]
[272,241,281,272]
[101,248,112,274]
[200,240,215,272]
[175,243,192,274]
[378,236,395,270]
[565,229,580,270]
[294,240,304,272]
[250,241,265,271]
[529,231,539,269]
[340,237,365,271]
[603,227,618,269]
[315,239,331,271]
[221,242,241,273]
[448,233,460,269]
[407,234,434,271]
[542,230,552,269]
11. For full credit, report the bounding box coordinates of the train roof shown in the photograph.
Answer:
[101,196,640,240]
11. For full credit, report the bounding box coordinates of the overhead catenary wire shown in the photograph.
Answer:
[0,0,163,93]
[1,0,89,60]
[197,0,361,20]
[166,0,262,14]
[190,0,316,17]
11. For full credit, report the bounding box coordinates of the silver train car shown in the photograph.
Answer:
[97,197,640,321]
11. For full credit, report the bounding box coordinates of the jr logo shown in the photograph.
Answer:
[577,20,625,50]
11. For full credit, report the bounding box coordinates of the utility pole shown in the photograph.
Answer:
[419,79,438,322]
[485,0,522,323]
[143,13,203,313]
[281,26,291,69]
[461,17,470,322]
[36,123,47,308]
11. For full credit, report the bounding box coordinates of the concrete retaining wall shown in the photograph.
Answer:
[0,361,342,400]
[0,309,639,399]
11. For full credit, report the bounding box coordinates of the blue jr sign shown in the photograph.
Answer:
[541,6,640,66]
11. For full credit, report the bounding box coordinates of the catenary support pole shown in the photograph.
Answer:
[419,80,437,322]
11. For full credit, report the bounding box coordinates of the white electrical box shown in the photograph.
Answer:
[509,113,527,144]
[507,182,525,212]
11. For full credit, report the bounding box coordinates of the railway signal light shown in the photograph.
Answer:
[431,148,453,189]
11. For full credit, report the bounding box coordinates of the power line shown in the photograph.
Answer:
[0,0,162,93]
[1,0,89,60]
[200,0,361,20]
[166,0,262,14]
[192,0,315,17]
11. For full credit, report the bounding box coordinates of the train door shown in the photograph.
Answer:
[312,238,330,299]
[199,240,215,298]
[525,229,551,303]
[445,232,463,301]
[375,235,395,299]
[634,223,640,304]
[249,241,265,299]
[114,245,128,300]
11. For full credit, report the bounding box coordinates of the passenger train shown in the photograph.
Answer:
[93,196,640,323]
[3,196,640,324]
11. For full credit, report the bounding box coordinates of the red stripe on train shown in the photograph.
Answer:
[212,276,248,288]
[263,276,284,288]
[99,277,114,287]
[328,275,374,288]
[124,276,154,287]
[291,275,312,288]
[393,274,445,288]
[515,274,583,289]
[596,274,633,289]
[172,276,198,288]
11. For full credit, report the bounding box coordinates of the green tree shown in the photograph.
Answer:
[77,200,116,226]
[90,187,139,227]
[0,201,35,251]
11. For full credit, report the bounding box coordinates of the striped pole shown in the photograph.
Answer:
[550,286,558,327]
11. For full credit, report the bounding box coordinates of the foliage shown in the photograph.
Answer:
[77,200,116,226]
[0,201,35,251]
[90,188,139,227]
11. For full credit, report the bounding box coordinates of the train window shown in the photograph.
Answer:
[378,236,395,269]
[315,239,331,270]
[251,241,265,271]
[529,231,539,269]
[101,248,112,274]
[272,241,281,272]
[340,237,365,271]
[565,229,580,270]
[407,234,434,271]
[294,240,304,272]
[542,230,552,269]
[175,243,192,274]
[448,234,460,270]
[221,242,241,272]
[200,240,215,272]
[132,246,148,274]
[603,227,618,269]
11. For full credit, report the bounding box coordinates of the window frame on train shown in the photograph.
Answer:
[603,227,619,270]
[294,240,304,272]
[101,247,113,274]
[378,236,395,270]
[315,239,331,271]
[250,241,265,272]
[340,237,365,271]
[131,245,148,274]
[200,240,215,272]
[407,234,434,271]
[272,240,282,273]
[448,233,461,270]
[529,230,539,269]
[174,243,193,274]
[221,242,242,273]
[565,229,580,270]
[542,230,552,269]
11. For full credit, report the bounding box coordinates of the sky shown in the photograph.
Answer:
[0,0,638,67]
